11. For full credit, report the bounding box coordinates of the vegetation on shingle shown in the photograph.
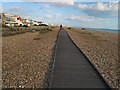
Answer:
[23,25,28,27]
[82,28,86,30]
[2,23,9,28]
[39,24,48,26]
[2,26,53,37]
[68,27,71,29]
[2,27,27,37]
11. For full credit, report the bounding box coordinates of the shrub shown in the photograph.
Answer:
[2,27,27,37]
[34,24,37,26]
[36,28,41,31]
[39,24,48,26]
[68,27,71,29]
[34,37,41,40]
[41,28,44,30]
[23,25,28,27]
[2,23,9,28]
[10,27,16,31]
[82,28,86,30]
[51,26,55,28]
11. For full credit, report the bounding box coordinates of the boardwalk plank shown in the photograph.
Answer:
[50,29,110,88]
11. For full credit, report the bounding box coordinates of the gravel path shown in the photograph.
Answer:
[66,27,118,88]
[2,27,59,88]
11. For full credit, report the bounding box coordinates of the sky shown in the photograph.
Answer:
[1,0,119,29]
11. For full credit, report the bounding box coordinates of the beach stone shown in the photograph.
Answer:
[2,27,59,88]
[67,27,118,88]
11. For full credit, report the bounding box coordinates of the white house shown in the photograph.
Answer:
[22,19,31,26]
[32,20,39,26]
[10,16,24,26]
[4,21,18,27]
[41,22,49,26]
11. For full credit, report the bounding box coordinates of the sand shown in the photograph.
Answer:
[66,27,119,88]
[2,27,59,88]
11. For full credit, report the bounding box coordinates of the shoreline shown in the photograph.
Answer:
[72,27,119,33]
[66,26,118,34]
[86,29,118,34]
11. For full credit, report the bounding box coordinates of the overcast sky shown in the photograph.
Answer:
[2,0,119,29]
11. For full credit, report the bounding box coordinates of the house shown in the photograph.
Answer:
[40,22,49,26]
[22,19,31,26]
[2,13,45,27]
[33,20,39,26]
[4,14,15,22]
[12,16,24,26]
[4,21,18,27]
[4,14,24,27]
[38,21,42,25]
[48,23,54,26]
[29,19,33,26]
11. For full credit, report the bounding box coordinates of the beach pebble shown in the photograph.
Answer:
[2,27,59,88]
[67,28,118,88]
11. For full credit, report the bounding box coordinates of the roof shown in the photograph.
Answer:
[5,21,18,24]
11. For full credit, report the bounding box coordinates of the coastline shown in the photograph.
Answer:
[84,28,118,33]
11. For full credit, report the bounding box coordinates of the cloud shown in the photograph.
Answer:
[8,7,23,12]
[0,8,2,13]
[22,0,74,6]
[77,2,118,11]
[3,6,34,19]
[2,0,119,2]
[39,4,50,9]
[2,0,75,6]
[22,0,74,3]
[50,1,74,6]
[65,15,103,22]
[45,13,61,19]
[65,15,117,29]
[0,4,2,13]
[76,2,118,18]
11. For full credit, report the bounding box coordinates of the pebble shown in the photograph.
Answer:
[67,28,118,88]
[2,27,59,88]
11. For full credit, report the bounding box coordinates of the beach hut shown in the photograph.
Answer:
[6,17,11,21]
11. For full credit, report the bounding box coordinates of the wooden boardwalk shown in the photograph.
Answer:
[50,29,110,89]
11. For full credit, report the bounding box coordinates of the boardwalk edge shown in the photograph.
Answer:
[65,29,111,89]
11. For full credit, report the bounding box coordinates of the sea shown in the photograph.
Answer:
[85,28,119,33]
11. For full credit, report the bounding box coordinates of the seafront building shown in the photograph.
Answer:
[2,13,49,27]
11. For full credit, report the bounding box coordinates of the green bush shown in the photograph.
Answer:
[51,26,55,28]
[2,23,9,28]
[2,28,27,37]
[36,28,41,31]
[82,28,85,30]
[39,24,48,26]
[23,25,28,27]
[10,27,16,31]
[68,27,71,29]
